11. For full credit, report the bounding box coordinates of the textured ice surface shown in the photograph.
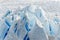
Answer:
[0,0,60,40]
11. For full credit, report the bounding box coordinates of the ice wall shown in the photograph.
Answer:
[0,0,60,40]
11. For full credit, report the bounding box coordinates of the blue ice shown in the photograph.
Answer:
[0,5,60,40]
